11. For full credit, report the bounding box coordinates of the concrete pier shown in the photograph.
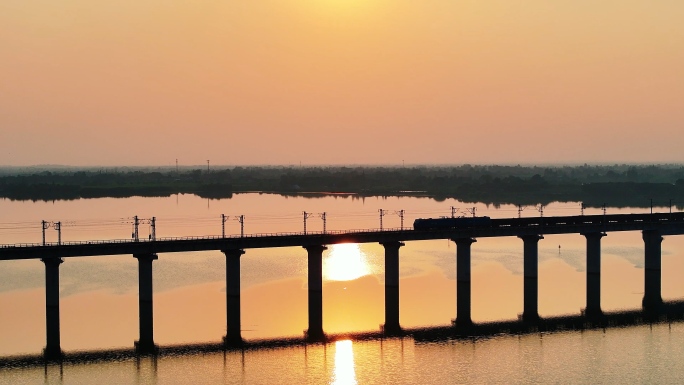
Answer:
[642,230,664,315]
[42,257,63,360]
[305,245,327,341]
[223,249,245,346]
[134,253,158,354]
[453,238,476,328]
[520,235,543,323]
[583,232,606,318]
[381,241,404,335]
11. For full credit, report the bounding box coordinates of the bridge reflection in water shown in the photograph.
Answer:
[1,212,684,360]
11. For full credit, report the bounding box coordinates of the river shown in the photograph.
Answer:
[1,193,683,384]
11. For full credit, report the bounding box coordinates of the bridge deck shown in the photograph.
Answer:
[2,213,684,260]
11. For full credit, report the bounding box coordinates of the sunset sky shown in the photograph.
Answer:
[1,1,683,166]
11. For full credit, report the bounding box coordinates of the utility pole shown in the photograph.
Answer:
[395,210,405,230]
[379,209,388,230]
[54,222,61,245]
[42,220,49,245]
[602,203,606,216]
[650,198,653,214]
[466,207,477,218]
[303,211,314,234]
[235,215,244,237]
[518,205,525,218]
[133,215,139,242]
[207,160,210,172]
[221,214,229,238]
[536,205,544,217]
[150,217,156,241]
[580,203,585,216]
[319,212,327,234]
[451,206,458,218]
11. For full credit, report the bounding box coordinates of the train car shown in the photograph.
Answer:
[492,216,541,228]
[414,212,684,232]
[413,216,492,230]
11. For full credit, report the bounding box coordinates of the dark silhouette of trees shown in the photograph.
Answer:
[1,164,684,207]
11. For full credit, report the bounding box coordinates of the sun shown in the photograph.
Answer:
[324,243,371,281]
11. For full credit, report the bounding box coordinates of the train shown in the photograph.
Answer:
[413,212,684,231]
[413,216,491,230]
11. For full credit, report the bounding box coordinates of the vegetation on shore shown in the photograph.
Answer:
[2,164,684,208]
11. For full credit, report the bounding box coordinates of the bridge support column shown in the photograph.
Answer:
[642,230,664,315]
[381,241,404,335]
[223,249,245,347]
[134,253,158,355]
[520,235,543,323]
[583,232,606,318]
[305,245,327,342]
[453,238,476,328]
[42,257,63,360]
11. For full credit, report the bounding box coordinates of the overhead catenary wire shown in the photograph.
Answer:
[0,200,660,244]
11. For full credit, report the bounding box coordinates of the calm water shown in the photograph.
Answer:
[1,193,684,383]
[4,324,684,384]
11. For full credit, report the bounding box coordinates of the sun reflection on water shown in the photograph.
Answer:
[332,340,357,385]
[324,243,371,281]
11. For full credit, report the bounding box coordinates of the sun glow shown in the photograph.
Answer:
[332,340,357,385]
[309,0,369,9]
[324,243,371,281]
[301,0,382,18]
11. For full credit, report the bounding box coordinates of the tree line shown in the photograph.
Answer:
[2,164,684,208]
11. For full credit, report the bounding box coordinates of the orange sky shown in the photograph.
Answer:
[1,1,683,166]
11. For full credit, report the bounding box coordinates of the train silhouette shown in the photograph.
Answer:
[413,216,492,230]
[413,212,684,231]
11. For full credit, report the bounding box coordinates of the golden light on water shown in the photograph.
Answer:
[332,340,357,385]
[324,243,371,281]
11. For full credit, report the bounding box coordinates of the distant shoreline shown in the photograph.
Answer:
[1,165,683,208]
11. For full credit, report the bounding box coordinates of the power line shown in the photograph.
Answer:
[318,212,327,234]
[221,214,229,238]
[41,220,63,245]
[54,222,61,245]
[128,215,157,241]
[235,215,245,237]
[394,210,405,230]
[303,211,314,234]
[42,220,49,245]
[379,209,389,230]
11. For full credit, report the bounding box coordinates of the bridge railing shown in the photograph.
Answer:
[0,227,410,249]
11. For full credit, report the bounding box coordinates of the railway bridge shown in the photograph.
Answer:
[2,212,684,359]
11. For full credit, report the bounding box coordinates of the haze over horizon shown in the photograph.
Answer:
[2,1,682,167]
[2,161,684,170]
